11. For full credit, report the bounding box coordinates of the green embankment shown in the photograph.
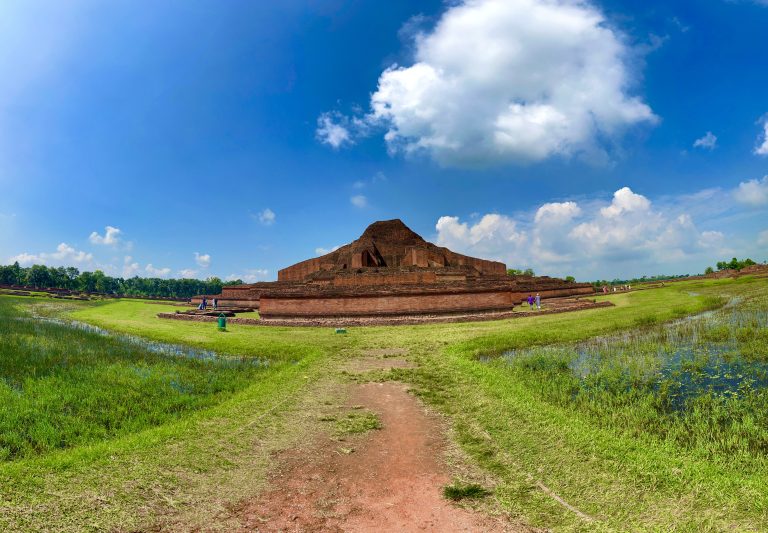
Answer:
[0,277,766,531]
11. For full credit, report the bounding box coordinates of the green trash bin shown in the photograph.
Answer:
[217,313,227,331]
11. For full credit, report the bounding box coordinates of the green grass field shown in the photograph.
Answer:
[1,276,767,531]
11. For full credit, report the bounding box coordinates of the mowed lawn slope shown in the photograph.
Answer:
[0,277,766,531]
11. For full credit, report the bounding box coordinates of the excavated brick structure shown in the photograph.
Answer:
[194,219,594,321]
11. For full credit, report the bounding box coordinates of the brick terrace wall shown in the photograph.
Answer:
[332,271,438,287]
[260,290,514,318]
[443,251,506,276]
[278,257,323,281]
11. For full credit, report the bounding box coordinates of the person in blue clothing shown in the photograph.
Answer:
[527,294,534,309]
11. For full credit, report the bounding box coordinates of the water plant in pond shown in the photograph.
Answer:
[485,290,768,458]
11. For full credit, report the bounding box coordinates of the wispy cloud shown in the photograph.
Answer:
[194,252,211,268]
[693,131,717,150]
[256,208,276,226]
[316,112,352,149]
[178,268,198,278]
[350,195,368,208]
[315,245,341,256]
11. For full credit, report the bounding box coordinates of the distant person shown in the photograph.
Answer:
[603,286,608,294]
[213,298,218,310]
[201,297,207,310]
[527,295,534,310]
[535,293,541,310]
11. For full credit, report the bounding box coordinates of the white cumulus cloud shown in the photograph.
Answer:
[122,256,140,278]
[257,208,276,226]
[145,264,171,277]
[755,116,768,156]
[194,252,211,268]
[733,175,768,206]
[9,243,93,266]
[8,252,42,266]
[436,214,526,259]
[226,269,269,283]
[693,131,717,150]
[434,186,730,279]
[178,269,198,279]
[599,187,652,218]
[326,0,656,166]
[89,225,122,246]
[534,202,582,224]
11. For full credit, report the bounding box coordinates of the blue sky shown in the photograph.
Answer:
[1,0,767,281]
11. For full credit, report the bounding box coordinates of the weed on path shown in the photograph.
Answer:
[234,380,525,532]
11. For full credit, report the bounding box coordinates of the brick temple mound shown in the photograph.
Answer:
[178,219,599,326]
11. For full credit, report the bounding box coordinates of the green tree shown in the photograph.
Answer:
[0,262,24,285]
[28,265,52,288]
[77,271,97,293]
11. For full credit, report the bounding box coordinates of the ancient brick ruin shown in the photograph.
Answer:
[193,219,594,323]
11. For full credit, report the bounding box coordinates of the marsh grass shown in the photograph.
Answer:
[3,278,767,531]
[0,298,273,460]
[488,284,768,459]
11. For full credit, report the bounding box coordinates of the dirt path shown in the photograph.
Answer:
[234,379,520,532]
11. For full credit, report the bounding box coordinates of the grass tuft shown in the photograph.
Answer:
[443,482,491,501]
[334,411,382,435]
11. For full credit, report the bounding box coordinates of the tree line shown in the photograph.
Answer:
[704,257,758,274]
[507,268,536,277]
[0,262,243,299]
[591,273,692,288]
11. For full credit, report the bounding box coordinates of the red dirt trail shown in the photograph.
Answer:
[235,382,522,532]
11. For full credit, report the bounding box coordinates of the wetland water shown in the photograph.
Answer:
[483,303,768,413]
[18,315,267,367]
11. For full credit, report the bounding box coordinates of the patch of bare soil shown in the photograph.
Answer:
[233,382,522,532]
[360,348,408,357]
[342,357,416,374]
